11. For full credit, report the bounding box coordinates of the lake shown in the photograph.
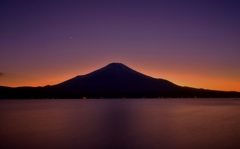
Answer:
[0,98,240,149]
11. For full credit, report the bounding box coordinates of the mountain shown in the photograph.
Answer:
[54,63,179,92]
[0,63,240,99]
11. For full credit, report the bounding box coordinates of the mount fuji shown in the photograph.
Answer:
[0,63,239,98]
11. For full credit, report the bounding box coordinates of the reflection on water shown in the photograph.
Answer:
[0,99,240,149]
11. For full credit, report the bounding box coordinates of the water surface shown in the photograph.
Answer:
[1,98,240,149]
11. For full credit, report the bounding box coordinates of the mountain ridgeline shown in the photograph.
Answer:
[0,63,240,99]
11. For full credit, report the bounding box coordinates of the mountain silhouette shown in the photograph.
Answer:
[0,63,240,99]
[54,63,179,93]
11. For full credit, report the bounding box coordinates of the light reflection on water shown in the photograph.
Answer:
[0,99,240,149]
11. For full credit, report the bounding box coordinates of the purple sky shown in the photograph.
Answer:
[0,0,240,91]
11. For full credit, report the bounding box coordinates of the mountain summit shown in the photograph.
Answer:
[1,63,239,98]
[79,62,152,79]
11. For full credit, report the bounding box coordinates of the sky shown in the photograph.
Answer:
[0,0,240,91]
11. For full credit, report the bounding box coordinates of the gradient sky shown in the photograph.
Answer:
[0,0,240,91]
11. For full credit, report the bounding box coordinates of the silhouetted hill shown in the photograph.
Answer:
[54,63,179,93]
[0,63,240,99]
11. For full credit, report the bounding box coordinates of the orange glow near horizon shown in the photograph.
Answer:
[1,63,239,92]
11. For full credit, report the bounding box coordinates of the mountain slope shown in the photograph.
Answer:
[54,63,179,93]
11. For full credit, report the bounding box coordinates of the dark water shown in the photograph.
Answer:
[1,98,240,149]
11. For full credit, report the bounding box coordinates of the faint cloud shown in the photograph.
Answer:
[0,72,3,76]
